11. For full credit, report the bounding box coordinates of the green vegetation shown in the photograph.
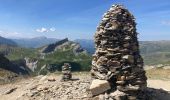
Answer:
[2,40,170,76]
[0,45,39,60]
[140,41,170,65]
[0,44,92,75]
[142,52,170,65]
[36,49,92,75]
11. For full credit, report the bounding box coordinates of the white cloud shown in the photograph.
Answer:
[36,27,49,33]
[36,27,56,33]
[50,27,56,32]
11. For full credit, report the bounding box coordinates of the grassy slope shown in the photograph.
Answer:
[37,49,92,72]
[2,40,170,73]
[0,45,38,60]
[140,41,170,65]
[0,45,92,75]
[142,52,170,65]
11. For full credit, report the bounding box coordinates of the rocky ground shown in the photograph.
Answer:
[0,73,169,100]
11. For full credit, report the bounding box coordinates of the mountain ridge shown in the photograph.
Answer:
[11,36,59,48]
[0,36,17,46]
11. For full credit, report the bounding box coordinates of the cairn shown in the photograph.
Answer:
[90,4,147,99]
[61,63,72,81]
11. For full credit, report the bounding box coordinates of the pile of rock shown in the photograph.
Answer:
[61,63,72,81]
[0,74,93,100]
[90,4,147,99]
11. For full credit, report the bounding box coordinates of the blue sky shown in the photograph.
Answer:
[0,0,170,40]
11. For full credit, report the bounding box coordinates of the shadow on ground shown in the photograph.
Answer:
[145,88,170,100]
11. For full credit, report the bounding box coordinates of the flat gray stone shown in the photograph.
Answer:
[89,79,111,96]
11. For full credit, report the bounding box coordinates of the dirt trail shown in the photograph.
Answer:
[147,80,170,91]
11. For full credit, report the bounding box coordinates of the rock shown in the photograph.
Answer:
[107,60,120,67]
[3,87,17,94]
[37,85,49,91]
[39,75,47,84]
[27,90,39,97]
[107,48,119,52]
[24,57,38,72]
[120,76,126,81]
[116,81,125,85]
[47,76,56,81]
[99,94,105,100]
[110,90,126,97]
[126,76,135,80]
[122,55,134,63]
[89,79,111,96]
[61,63,72,81]
[91,4,147,99]
[127,96,137,100]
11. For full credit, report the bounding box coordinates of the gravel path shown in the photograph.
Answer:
[0,74,169,100]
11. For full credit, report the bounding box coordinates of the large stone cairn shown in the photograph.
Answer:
[90,4,147,99]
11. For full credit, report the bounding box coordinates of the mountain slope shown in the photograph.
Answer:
[0,36,17,46]
[0,38,92,75]
[140,41,170,65]
[39,38,87,54]
[36,38,91,75]
[0,53,30,84]
[140,41,170,54]
[0,53,30,75]
[0,44,38,61]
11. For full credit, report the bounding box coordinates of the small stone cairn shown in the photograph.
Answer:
[61,63,72,81]
[90,4,147,100]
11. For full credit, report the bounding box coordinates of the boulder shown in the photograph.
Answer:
[89,79,111,96]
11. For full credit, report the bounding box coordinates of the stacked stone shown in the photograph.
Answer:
[61,63,72,81]
[91,4,147,99]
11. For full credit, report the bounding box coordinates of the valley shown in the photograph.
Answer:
[1,36,170,82]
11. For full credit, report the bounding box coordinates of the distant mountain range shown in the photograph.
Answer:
[1,35,170,84]
[1,35,170,65]
[11,36,59,48]
[0,36,17,46]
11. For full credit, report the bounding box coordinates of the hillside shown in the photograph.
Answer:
[0,53,30,84]
[0,38,92,76]
[36,38,91,75]
[6,36,170,65]
[0,44,38,61]
[0,36,17,46]
[140,41,170,54]
[2,37,170,75]
[139,41,170,65]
